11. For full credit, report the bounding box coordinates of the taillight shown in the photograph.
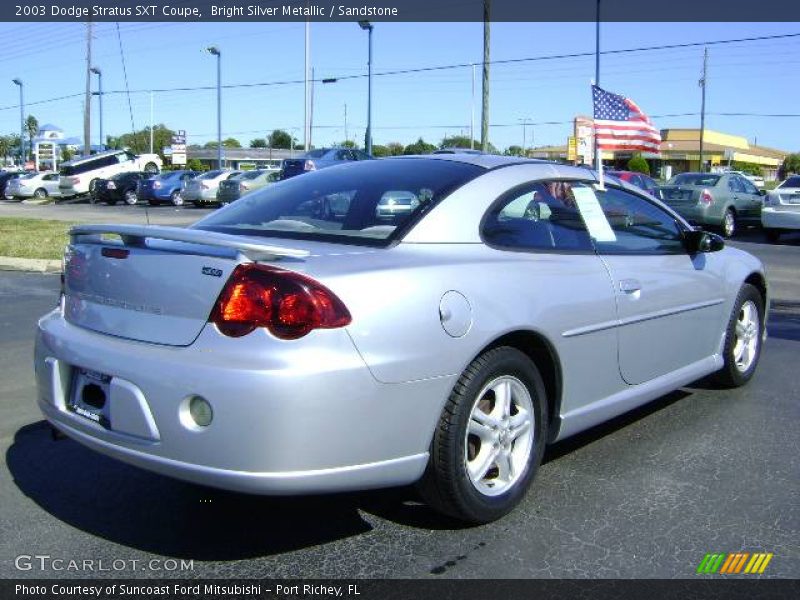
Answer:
[209,264,351,339]
[700,189,713,205]
[304,160,316,171]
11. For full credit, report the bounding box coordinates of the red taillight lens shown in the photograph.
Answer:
[700,189,713,204]
[209,264,351,339]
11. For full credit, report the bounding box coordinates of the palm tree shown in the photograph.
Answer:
[25,115,39,160]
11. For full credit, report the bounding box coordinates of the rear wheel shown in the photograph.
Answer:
[170,190,184,206]
[764,229,781,243]
[417,347,547,523]
[33,188,47,199]
[721,209,736,238]
[713,283,764,388]
[124,190,138,206]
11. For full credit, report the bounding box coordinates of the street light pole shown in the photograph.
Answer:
[90,68,103,150]
[206,46,222,169]
[358,20,373,155]
[470,63,476,150]
[12,78,24,165]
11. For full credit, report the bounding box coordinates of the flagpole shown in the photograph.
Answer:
[594,0,604,189]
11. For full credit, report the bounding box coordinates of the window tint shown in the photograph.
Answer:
[305,149,328,159]
[482,180,594,252]
[198,170,223,179]
[593,186,685,255]
[641,176,657,193]
[779,176,800,188]
[195,159,482,245]
[740,177,759,195]
[727,176,744,193]
[670,173,721,186]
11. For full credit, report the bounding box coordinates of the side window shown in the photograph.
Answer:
[740,177,759,195]
[593,186,685,255]
[482,180,594,252]
[727,176,744,193]
[642,176,657,193]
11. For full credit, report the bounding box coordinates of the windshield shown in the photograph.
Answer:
[669,173,720,186]
[304,149,329,159]
[779,176,800,189]
[193,159,483,246]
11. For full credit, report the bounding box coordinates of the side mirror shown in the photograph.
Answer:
[759,189,767,196]
[683,229,724,253]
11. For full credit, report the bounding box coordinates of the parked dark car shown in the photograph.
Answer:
[606,170,659,198]
[93,172,152,205]
[281,148,373,179]
[137,170,197,206]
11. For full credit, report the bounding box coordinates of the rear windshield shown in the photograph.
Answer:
[239,170,264,180]
[198,170,224,180]
[304,149,329,159]
[779,176,800,189]
[669,173,720,186]
[194,159,483,246]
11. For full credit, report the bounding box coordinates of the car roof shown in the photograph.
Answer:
[389,153,554,170]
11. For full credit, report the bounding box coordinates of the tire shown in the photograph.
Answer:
[764,229,781,243]
[170,190,184,206]
[417,346,548,523]
[713,283,764,388]
[721,208,736,238]
[144,162,159,174]
[33,188,47,199]
[124,190,138,206]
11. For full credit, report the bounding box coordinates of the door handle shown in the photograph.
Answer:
[619,279,642,293]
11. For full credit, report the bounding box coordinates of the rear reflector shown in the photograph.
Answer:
[209,264,351,339]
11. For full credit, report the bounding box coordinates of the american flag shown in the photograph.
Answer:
[592,85,661,153]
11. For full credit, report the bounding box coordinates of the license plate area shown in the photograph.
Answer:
[68,368,111,428]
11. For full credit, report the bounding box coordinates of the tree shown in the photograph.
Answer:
[627,154,650,175]
[371,144,390,157]
[25,115,38,158]
[441,135,479,150]
[339,140,357,148]
[0,135,11,164]
[60,147,74,162]
[504,145,524,157]
[267,129,296,150]
[780,153,800,177]
[115,124,174,159]
[249,138,267,148]
[403,138,436,155]
[206,138,241,149]
[386,142,404,156]
[186,158,204,171]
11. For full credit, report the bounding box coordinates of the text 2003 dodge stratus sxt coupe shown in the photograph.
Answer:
[34,155,767,523]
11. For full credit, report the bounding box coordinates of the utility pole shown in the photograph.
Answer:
[699,47,708,173]
[84,22,92,157]
[344,103,348,143]
[593,0,600,170]
[304,21,311,151]
[149,91,154,154]
[470,63,476,149]
[480,0,490,152]
[309,67,315,149]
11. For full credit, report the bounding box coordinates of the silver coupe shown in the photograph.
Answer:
[34,155,768,523]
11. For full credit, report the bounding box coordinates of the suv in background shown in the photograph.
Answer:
[281,148,373,179]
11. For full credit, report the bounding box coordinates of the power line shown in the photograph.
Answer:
[2,31,799,112]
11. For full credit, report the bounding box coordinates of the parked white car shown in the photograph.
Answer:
[58,149,162,198]
[182,169,242,206]
[6,171,61,200]
[762,175,800,242]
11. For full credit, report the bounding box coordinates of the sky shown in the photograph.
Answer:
[0,20,798,153]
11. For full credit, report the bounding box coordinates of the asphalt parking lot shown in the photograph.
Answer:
[0,220,797,579]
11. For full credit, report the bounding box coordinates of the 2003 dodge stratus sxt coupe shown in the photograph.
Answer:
[34,155,767,523]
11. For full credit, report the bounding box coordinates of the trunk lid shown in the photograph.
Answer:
[776,187,800,205]
[659,185,702,205]
[63,225,313,347]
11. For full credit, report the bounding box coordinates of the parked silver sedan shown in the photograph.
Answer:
[34,156,767,523]
[6,171,61,200]
[762,175,800,242]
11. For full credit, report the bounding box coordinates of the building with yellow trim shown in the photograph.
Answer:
[530,127,790,181]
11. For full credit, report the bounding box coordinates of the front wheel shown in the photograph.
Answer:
[417,347,547,523]
[124,190,138,206]
[33,188,48,199]
[170,190,184,206]
[713,283,764,388]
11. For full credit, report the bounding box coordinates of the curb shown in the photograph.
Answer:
[0,256,61,273]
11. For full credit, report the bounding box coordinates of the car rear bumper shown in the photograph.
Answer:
[762,206,800,230]
[34,309,450,494]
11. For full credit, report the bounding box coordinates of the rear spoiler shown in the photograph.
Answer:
[69,224,310,262]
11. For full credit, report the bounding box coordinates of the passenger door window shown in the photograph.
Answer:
[592,186,686,255]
